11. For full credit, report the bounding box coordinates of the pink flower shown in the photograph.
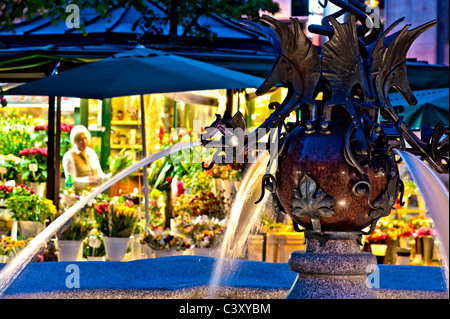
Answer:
[415,226,436,237]
[61,123,74,133]
[176,181,184,196]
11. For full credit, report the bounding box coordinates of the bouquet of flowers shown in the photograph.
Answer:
[0,154,22,181]
[364,228,389,244]
[377,218,414,240]
[83,229,106,258]
[0,183,34,200]
[174,190,227,219]
[141,229,190,251]
[0,235,31,259]
[5,194,57,222]
[18,147,48,184]
[146,199,165,230]
[407,216,435,238]
[171,214,225,248]
[182,167,212,194]
[0,113,36,157]
[57,217,95,241]
[260,213,293,233]
[210,163,244,181]
[93,198,139,238]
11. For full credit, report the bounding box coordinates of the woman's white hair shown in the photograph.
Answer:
[70,125,91,145]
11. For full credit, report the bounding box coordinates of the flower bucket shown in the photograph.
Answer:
[399,236,411,249]
[129,235,148,260]
[190,247,218,258]
[0,208,12,221]
[0,255,9,263]
[152,249,183,258]
[87,256,105,261]
[19,221,45,239]
[57,240,84,261]
[369,244,387,256]
[29,182,46,197]
[103,236,130,261]
[396,248,411,265]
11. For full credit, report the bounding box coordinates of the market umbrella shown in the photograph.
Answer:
[6,45,264,98]
[389,88,449,130]
[6,45,264,232]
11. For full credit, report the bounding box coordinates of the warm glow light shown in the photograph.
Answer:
[315,92,323,100]
[219,95,227,105]
[364,0,379,8]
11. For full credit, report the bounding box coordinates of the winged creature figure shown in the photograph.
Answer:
[201,1,448,238]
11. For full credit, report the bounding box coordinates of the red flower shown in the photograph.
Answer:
[34,123,73,133]
[19,147,48,157]
[165,176,173,184]
[34,124,48,131]
[61,123,74,133]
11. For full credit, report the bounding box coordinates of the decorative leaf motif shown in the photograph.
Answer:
[290,175,334,232]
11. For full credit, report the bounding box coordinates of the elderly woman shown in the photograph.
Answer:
[62,125,108,192]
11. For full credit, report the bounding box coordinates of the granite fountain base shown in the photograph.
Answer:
[0,255,448,299]
[286,239,377,299]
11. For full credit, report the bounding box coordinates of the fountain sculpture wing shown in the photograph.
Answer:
[322,14,369,105]
[372,20,436,108]
[240,15,321,128]
[369,18,448,173]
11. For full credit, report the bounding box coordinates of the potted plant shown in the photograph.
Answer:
[56,216,94,261]
[0,183,34,221]
[83,229,106,261]
[93,198,139,261]
[141,229,190,257]
[18,147,48,196]
[0,235,30,263]
[173,190,227,220]
[0,154,22,183]
[5,194,57,239]
[171,214,225,257]
[0,113,36,158]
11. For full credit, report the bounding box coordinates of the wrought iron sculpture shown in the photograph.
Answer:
[200,0,448,243]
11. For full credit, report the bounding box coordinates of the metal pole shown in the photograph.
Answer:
[46,96,55,202]
[140,94,150,233]
[54,96,61,209]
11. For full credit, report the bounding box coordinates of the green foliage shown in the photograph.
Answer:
[5,194,57,222]
[0,113,35,157]
[0,154,21,181]
[18,148,48,184]
[148,130,199,191]
[58,217,95,240]
[107,148,135,175]
[93,201,139,237]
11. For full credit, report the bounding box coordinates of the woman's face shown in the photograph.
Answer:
[74,132,89,152]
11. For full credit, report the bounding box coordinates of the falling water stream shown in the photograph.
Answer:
[394,150,449,288]
[0,142,200,296]
[207,153,270,298]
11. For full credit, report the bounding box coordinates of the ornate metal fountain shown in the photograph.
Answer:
[200,0,448,298]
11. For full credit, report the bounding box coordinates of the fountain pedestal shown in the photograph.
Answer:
[286,238,378,299]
